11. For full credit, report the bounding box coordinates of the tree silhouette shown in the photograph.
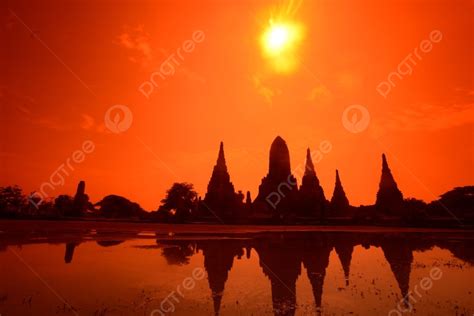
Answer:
[96,195,144,218]
[432,186,474,219]
[159,182,198,222]
[54,195,74,216]
[0,186,27,217]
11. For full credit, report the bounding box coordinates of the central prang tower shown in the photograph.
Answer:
[254,136,298,219]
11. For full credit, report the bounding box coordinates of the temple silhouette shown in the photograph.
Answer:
[197,136,405,223]
[198,142,243,220]
[1,135,472,225]
[191,136,454,225]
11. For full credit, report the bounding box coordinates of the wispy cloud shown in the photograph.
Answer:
[156,47,206,84]
[307,84,332,103]
[117,27,207,85]
[117,25,152,67]
[252,75,280,105]
[1,87,108,133]
[33,116,70,131]
[376,101,474,133]
[80,113,95,130]
[79,113,107,133]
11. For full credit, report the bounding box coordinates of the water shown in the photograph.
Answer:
[0,221,472,316]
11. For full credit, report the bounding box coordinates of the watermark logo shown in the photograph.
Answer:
[104,104,133,134]
[29,140,95,208]
[139,30,205,99]
[150,267,206,316]
[342,104,370,133]
[388,267,443,316]
[377,30,443,99]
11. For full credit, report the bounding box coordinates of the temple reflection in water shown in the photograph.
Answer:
[56,231,474,316]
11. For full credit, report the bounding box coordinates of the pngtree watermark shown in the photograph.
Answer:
[342,104,370,133]
[376,30,442,99]
[29,140,95,208]
[388,267,443,316]
[150,267,206,316]
[104,104,133,134]
[139,30,205,99]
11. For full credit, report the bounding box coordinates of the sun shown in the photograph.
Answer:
[265,24,291,54]
[261,20,304,73]
[262,22,297,55]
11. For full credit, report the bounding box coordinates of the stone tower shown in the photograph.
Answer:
[203,142,238,219]
[330,170,350,215]
[375,154,404,215]
[299,148,326,218]
[254,136,298,219]
[71,180,88,216]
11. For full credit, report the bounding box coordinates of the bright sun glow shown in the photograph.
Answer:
[261,20,304,73]
[266,25,290,53]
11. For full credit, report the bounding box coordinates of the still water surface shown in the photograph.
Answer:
[0,221,472,316]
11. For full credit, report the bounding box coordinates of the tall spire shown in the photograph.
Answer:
[330,170,349,211]
[254,136,298,218]
[299,147,326,218]
[217,141,226,168]
[382,153,389,171]
[203,141,238,219]
[268,136,292,180]
[376,154,404,215]
[305,148,315,176]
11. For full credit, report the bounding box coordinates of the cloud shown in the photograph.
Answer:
[376,101,474,133]
[156,48,206,84]
[307,84,332,103]
[252,75,280,105]
[178,66,206,84]
[117,25,152,67]
[80,114,95,130]
[16,104,32,115]
[29,112,107,133]
[80,113,108,133]
[455,87,474,96]
[2,88,106,133]
[30,116,69,131]
[117,27,207,85]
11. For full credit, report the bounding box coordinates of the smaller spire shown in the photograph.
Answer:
[382,153,389,171]
[305,148,315,175]
[376,153,404,214]
[75,180,85,197]
[331,169,349,208]
[217,141,225,166]
[245,191,252,205]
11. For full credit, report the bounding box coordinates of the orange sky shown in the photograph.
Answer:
[1,0,473,210]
